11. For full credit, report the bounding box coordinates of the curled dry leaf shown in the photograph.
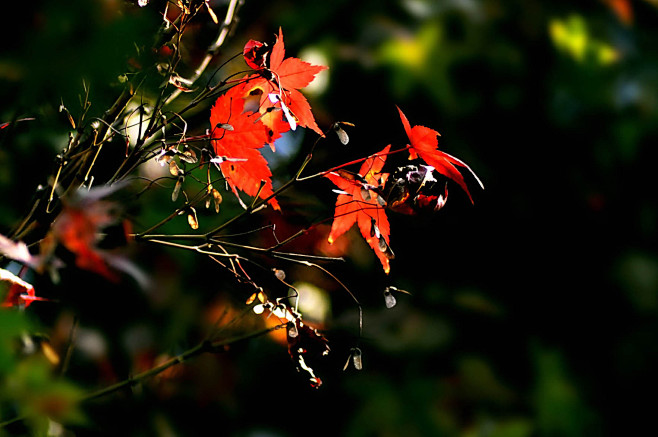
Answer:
[250,294,330,388]
[287,318,330,388]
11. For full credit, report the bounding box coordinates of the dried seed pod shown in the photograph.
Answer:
[155,147,176,166]
[370,218,380,239]
[187,207,198,230]
[334,125,349,145]
[171,176,184,202]
[179,145,197,163]
[383,286,411,309]
[215,123,234,131]
[268,93,298,131]
[212,189,222,213]
[246,290,267,305]
[383,287,397,309]
[360,187,371,201]
[40,340,61,366]
[287,321,299,338]
[343,347,363,371]
[333,121,354,145]
[378,235,395,260]
[169,160,182,177]
[246,293,257,305]
[205,184,213,209]
[272,268,286,281]
[351,347,363,370]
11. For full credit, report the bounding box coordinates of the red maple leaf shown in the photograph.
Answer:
[238,84,294,152]
[53,207,117,280]
[243,39,269,70]
[210,84,281,210]
[325,145,393,274]
[397,107,483,203]
[243,28,327,137]
[1,268,46,308]
[44,186,146,285]
[49,188,126,281]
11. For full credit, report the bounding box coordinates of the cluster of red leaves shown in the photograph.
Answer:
[325,109,483,273]
[209,28,327,210]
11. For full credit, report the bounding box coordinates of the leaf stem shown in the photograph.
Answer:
[296,145,411,182]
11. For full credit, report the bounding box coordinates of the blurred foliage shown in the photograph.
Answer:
[1,0,658,436]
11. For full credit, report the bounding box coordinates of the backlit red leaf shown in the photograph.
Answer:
[269,28,327,91]
[326,145,392,273]
[397,107,483,203]
[239,83,292,151]
[210,84,280,210]
[243,28,327,136]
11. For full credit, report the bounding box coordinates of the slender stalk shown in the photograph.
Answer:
[86,324,280,402]
[296,145,411,182]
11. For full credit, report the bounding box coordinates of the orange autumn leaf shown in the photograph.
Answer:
[239,84,292,151]
[397,107,483,204]
[243,27,327,137]
[602,0,633,25]
[325,145,393,274]
[210,84,280,210]
[45,185,144,285]
[51,200,118,281]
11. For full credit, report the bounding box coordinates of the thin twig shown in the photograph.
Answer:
[164,0,243,105]
[0,325,284,429]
